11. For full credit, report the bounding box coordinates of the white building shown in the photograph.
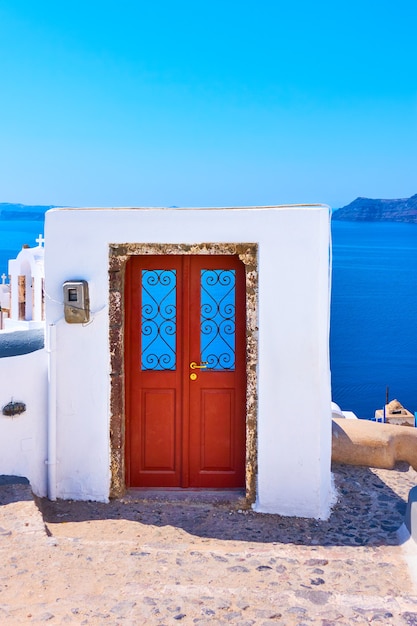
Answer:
[4,235,45,330]
[0,205,334,518]
[0,273,11,329]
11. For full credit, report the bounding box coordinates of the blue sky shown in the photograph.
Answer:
[1,0,416,208]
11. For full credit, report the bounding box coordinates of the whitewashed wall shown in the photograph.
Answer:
[45,206,333,517]
[0,349,48,495]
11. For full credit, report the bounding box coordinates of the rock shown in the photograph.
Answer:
[332,194,417,223]
[332,417,417,470]
[295,589,331,605]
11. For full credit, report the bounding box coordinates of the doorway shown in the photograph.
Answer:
[125,254,246,488]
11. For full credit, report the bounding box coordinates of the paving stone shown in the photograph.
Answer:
[1,464,417,624]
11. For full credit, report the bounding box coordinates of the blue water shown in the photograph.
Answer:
[331,220,417,419]
[0,220,44,277]
[2,216,417,419]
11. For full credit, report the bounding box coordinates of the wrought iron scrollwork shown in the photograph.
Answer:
[141,269,176,370]
[200,269,235,370]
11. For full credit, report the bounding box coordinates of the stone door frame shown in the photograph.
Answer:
[108,242,258,503]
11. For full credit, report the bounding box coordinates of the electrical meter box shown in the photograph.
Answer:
[63,280,90,324]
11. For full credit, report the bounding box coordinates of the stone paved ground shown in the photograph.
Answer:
[2,464,417,624]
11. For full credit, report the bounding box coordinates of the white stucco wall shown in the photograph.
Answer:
[44,205,333,517]
[0,349,48,495]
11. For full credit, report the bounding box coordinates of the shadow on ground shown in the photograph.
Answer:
[0,475,33,505]
[37,463,413,547]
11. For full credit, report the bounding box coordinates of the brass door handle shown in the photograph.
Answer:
[190,361,208,370]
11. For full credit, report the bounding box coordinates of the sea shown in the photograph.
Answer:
[1,216,417,420]
[331,220,417,419]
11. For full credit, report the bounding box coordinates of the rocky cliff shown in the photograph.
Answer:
[332,194,417,223]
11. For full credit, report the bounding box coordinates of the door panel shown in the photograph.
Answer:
[125,254,246,488]
[125,256,182,488]
[200,389,233,469]
[142,389,176,470]
[188,256,246,487]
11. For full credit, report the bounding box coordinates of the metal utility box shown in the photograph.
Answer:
[63,280,90,324]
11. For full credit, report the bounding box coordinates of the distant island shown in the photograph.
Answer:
[2,198,417,224]
[0,203,56,221]
[332,194,417,223]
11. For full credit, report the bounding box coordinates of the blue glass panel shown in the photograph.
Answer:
[200,269,235,370]
[141,269,176,370]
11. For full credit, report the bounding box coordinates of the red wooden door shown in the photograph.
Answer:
[125,255,246,488]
